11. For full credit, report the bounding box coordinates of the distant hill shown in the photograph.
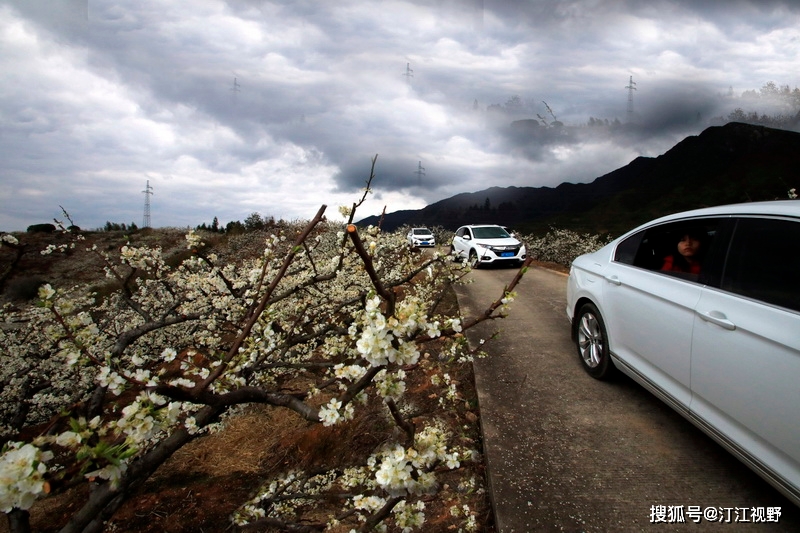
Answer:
[357,122,800,236]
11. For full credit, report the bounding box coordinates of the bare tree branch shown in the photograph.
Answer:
[196,205,328,393]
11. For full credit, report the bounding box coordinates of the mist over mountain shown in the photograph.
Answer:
[357,122,800,236]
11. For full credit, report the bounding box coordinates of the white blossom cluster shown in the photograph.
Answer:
[523,227,613,266]
[449,503,480,532]
[0,234,19,247]
[233,421,469,531]
[350,295,440,368]
[0,443,52,513]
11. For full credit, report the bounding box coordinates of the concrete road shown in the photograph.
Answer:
[455,264,799,532]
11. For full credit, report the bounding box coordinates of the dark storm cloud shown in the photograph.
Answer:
[5,0,87,41]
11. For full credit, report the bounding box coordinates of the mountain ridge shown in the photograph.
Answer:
[357,122,800,236]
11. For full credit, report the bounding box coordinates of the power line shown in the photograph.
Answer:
[142,180,153,228]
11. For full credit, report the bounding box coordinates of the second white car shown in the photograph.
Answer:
[407,227,436,247]
[451,224,526,268]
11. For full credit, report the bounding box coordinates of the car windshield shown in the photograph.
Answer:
[472,226,510,239]
[413,228,430,235]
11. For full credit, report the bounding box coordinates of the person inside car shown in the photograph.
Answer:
[661,229,706,274]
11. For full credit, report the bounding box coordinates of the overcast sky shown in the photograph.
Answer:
[2,0,799,232]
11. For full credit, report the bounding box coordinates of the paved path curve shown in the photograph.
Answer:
[455,265,799,532]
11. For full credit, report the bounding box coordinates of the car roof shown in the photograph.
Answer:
[461,224,504,228]
[626,200,800,233]
[651,200,799,221]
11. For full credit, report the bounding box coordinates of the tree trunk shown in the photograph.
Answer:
[6,509,31,533]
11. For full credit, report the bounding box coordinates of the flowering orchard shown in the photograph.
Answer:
[0,179,528,532]
[522,228,613,267]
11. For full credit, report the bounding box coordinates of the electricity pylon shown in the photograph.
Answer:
[414,161,425,186]
[625,75,637,123]
[404,63,414,84]
[142,180,153,228]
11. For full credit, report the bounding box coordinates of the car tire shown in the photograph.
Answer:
[575,303,616,380]
[469,249,481,269]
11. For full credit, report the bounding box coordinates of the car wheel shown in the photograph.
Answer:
[575,303,615,379]
[469,250,481,269]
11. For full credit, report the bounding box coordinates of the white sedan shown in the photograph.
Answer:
[406,227,436,247]
[566,200,800,507]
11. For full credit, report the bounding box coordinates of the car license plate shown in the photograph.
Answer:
[421,241,429,245]
[501,252,514,257]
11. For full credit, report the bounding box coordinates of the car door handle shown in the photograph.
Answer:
[698,310,736,331]
[604,275,621,286]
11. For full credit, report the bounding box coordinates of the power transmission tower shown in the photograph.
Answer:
[231,77,241,103]
[142,180,153,228]
[414,161,425,186]
[625,75,637,123]
[404,63,414,84]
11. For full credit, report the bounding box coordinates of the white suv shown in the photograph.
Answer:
[451,224,526,268]
[566,200,800,507]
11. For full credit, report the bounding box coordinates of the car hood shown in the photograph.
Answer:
[474,237,522,247]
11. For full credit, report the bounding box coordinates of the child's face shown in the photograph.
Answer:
[677,234,701,258]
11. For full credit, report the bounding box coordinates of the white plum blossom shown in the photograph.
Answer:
[375,445,413,495]
[333,363,367,382]
[319,398,342,426]
[501,291,516,305]
[38,284,56,301]
[55,431,82,448]
[353,494,386,512]
[84,462,127,489]
[393,500,426,532]
[0,443,53,513]
[161,347,178,361]
[375,369,406,401]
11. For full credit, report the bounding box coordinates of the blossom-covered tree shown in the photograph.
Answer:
[1,159,528,532]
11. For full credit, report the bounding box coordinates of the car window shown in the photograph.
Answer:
[614,218,723,283]
[613,230,644,265]
[720,218,800,313]
[472,226,510,239]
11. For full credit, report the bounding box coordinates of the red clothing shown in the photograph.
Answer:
[661,255,701,274]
